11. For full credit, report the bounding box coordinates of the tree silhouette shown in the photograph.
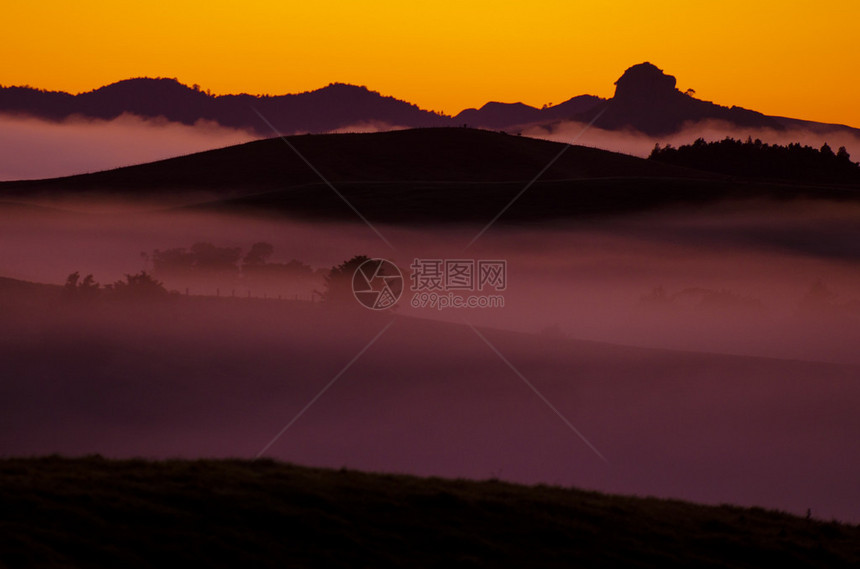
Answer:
[64,271,81,291]
[649,137,860,182]
[242,242,275,269]
[106,271,168,299]
[151,242,241,280]
[151,247,195,277]
[189,242,241,276]
[63,271,100,300]
[319,255,369,305]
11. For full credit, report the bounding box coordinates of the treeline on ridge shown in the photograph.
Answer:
[649,137,860,183]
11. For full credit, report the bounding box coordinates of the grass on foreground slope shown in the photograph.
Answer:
[1,457,858,568]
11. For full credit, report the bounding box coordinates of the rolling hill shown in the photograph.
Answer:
[0,128,707,193]
[1,127,858,223]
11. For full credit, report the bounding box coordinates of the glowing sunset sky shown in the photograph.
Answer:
[3,0,859,127]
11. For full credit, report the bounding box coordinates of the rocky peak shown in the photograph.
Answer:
[613,62,678,100]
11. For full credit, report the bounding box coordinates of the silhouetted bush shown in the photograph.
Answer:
[63,271,100,300]
[105,271,168,299]
[242,242,275,268]
[241,242,315,279]
[151,242,241,279]
[319,255,369,305]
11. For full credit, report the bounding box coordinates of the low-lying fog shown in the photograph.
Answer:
[0,113,257,180]
[3,200,859,363]
[2,200,859,522]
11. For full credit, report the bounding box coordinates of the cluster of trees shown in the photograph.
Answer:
[149,242,317,283]
[649,137,860,183]
[320,255,370,305]
[62,253,375,305]
[63,271,168,300]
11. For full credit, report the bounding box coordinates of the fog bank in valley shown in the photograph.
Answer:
[2,198,859,522]
[0,113,258,181]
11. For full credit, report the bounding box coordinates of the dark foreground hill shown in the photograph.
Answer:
[1,456,858,569]
[2,127,859,223]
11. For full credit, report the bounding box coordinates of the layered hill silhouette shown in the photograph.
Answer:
[0,79,446,134]
[3,63,858,137]
[2,128,859,223]
[453,94,604,130]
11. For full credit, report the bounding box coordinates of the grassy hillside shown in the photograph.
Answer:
[1,456,858,568]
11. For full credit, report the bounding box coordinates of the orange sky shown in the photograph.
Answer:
[2,1,859,127]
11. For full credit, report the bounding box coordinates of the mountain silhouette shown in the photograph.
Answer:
[1,64,857,137]
[563,62,784,136]
[0,79,446,135]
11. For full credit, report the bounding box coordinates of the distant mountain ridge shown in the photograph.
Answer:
[452,95,605,129]
[2,63,858,137]
[0,79,446,134]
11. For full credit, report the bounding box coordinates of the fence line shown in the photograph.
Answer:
[178,288,317,303]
